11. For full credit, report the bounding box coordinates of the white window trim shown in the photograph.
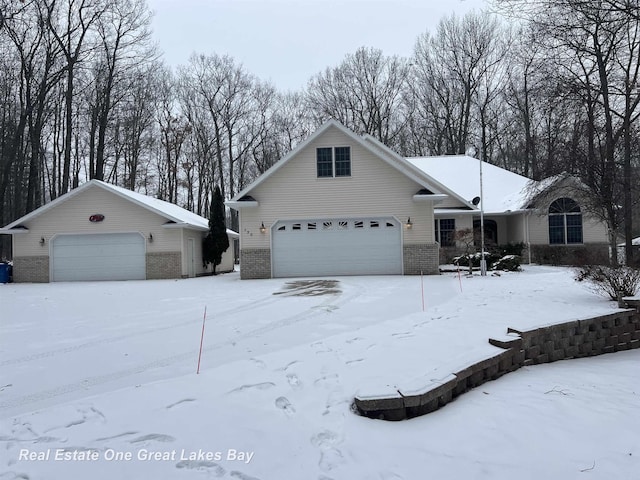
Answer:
[317,146,351,178]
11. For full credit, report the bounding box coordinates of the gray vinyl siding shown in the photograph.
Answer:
[239,126,436,250]
[506,214,527,244]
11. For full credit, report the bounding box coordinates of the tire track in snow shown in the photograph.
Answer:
[0,294,283,368]
[0,283,363,415]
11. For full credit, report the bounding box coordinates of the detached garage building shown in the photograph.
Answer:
[0,180,238,282]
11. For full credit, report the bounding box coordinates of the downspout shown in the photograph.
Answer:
[524,211,532,265]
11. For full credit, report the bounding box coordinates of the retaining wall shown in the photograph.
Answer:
[354,298,640,421]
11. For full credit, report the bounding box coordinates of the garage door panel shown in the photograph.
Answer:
[52,233,146,282]
[272,218,402,278]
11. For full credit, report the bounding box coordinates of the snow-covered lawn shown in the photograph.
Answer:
[1,266,638,480]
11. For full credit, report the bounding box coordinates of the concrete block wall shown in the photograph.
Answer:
[403,243,440,275]
[355,301,640,421]
[240,248,271,279]
[146,252,181,279]
[13,256,50,283]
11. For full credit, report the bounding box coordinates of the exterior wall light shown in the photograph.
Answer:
[259,222,267,234]
[40,237,45,246]
[148,233,153,243]
[405,217,413,229]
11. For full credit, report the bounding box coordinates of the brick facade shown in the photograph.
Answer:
[146,252,182,279]
[13,256,50,283]
[403,243,440,275]
[240,248,271,279]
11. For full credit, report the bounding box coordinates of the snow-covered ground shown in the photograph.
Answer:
[1,266,638,480]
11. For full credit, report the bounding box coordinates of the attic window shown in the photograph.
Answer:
[317,147,351,178]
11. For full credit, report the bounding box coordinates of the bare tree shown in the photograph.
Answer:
[307,46,410,147]
[90,0,154,181]
[47,0,105,196]
[410,12,508,156]
[493,0,640,263]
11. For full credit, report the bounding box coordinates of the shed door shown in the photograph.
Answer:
[51,233,146,282]
[272,218,402,278]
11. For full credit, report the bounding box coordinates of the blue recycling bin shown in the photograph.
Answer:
[0,263,8,284]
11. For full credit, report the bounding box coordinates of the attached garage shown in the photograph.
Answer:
[51,233,146,282]
[272,217,403,277]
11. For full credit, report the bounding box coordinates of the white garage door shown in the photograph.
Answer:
[272,218,403,278]
[51,233,146,282]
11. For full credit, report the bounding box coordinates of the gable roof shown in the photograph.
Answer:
[407,155,535,214]
[1,180,239,237]
[228,119,472,208]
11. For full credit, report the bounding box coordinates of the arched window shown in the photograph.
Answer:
[549,198,582,244]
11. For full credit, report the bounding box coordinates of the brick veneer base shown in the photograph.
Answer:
[403,243,440,275]
[146,252,181,279]
[13,256,50,283]
[240,248,271,279]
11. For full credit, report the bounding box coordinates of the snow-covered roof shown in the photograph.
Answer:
[1,180,239,237]
[618,237,640,247]
[406,155,535,214]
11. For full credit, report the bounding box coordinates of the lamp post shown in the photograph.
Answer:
[466,146,487,276]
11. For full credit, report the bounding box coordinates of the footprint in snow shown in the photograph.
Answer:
[286,373,302,389]
[230,471,262,480]
[319,448,345,473]
[228,382,275,394]
[391,332,414,339]
[275,396,295,415]
[176,460,225,476]
[95,431,138,442]
[249,358,267,369]
[166,398,196,409]
[311,430,340,449]
[130,433,175,444]
[314,374,339,387]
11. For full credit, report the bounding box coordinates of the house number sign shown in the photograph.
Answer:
[89,214,105,223]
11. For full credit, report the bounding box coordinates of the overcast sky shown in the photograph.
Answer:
[146,0,489,91]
